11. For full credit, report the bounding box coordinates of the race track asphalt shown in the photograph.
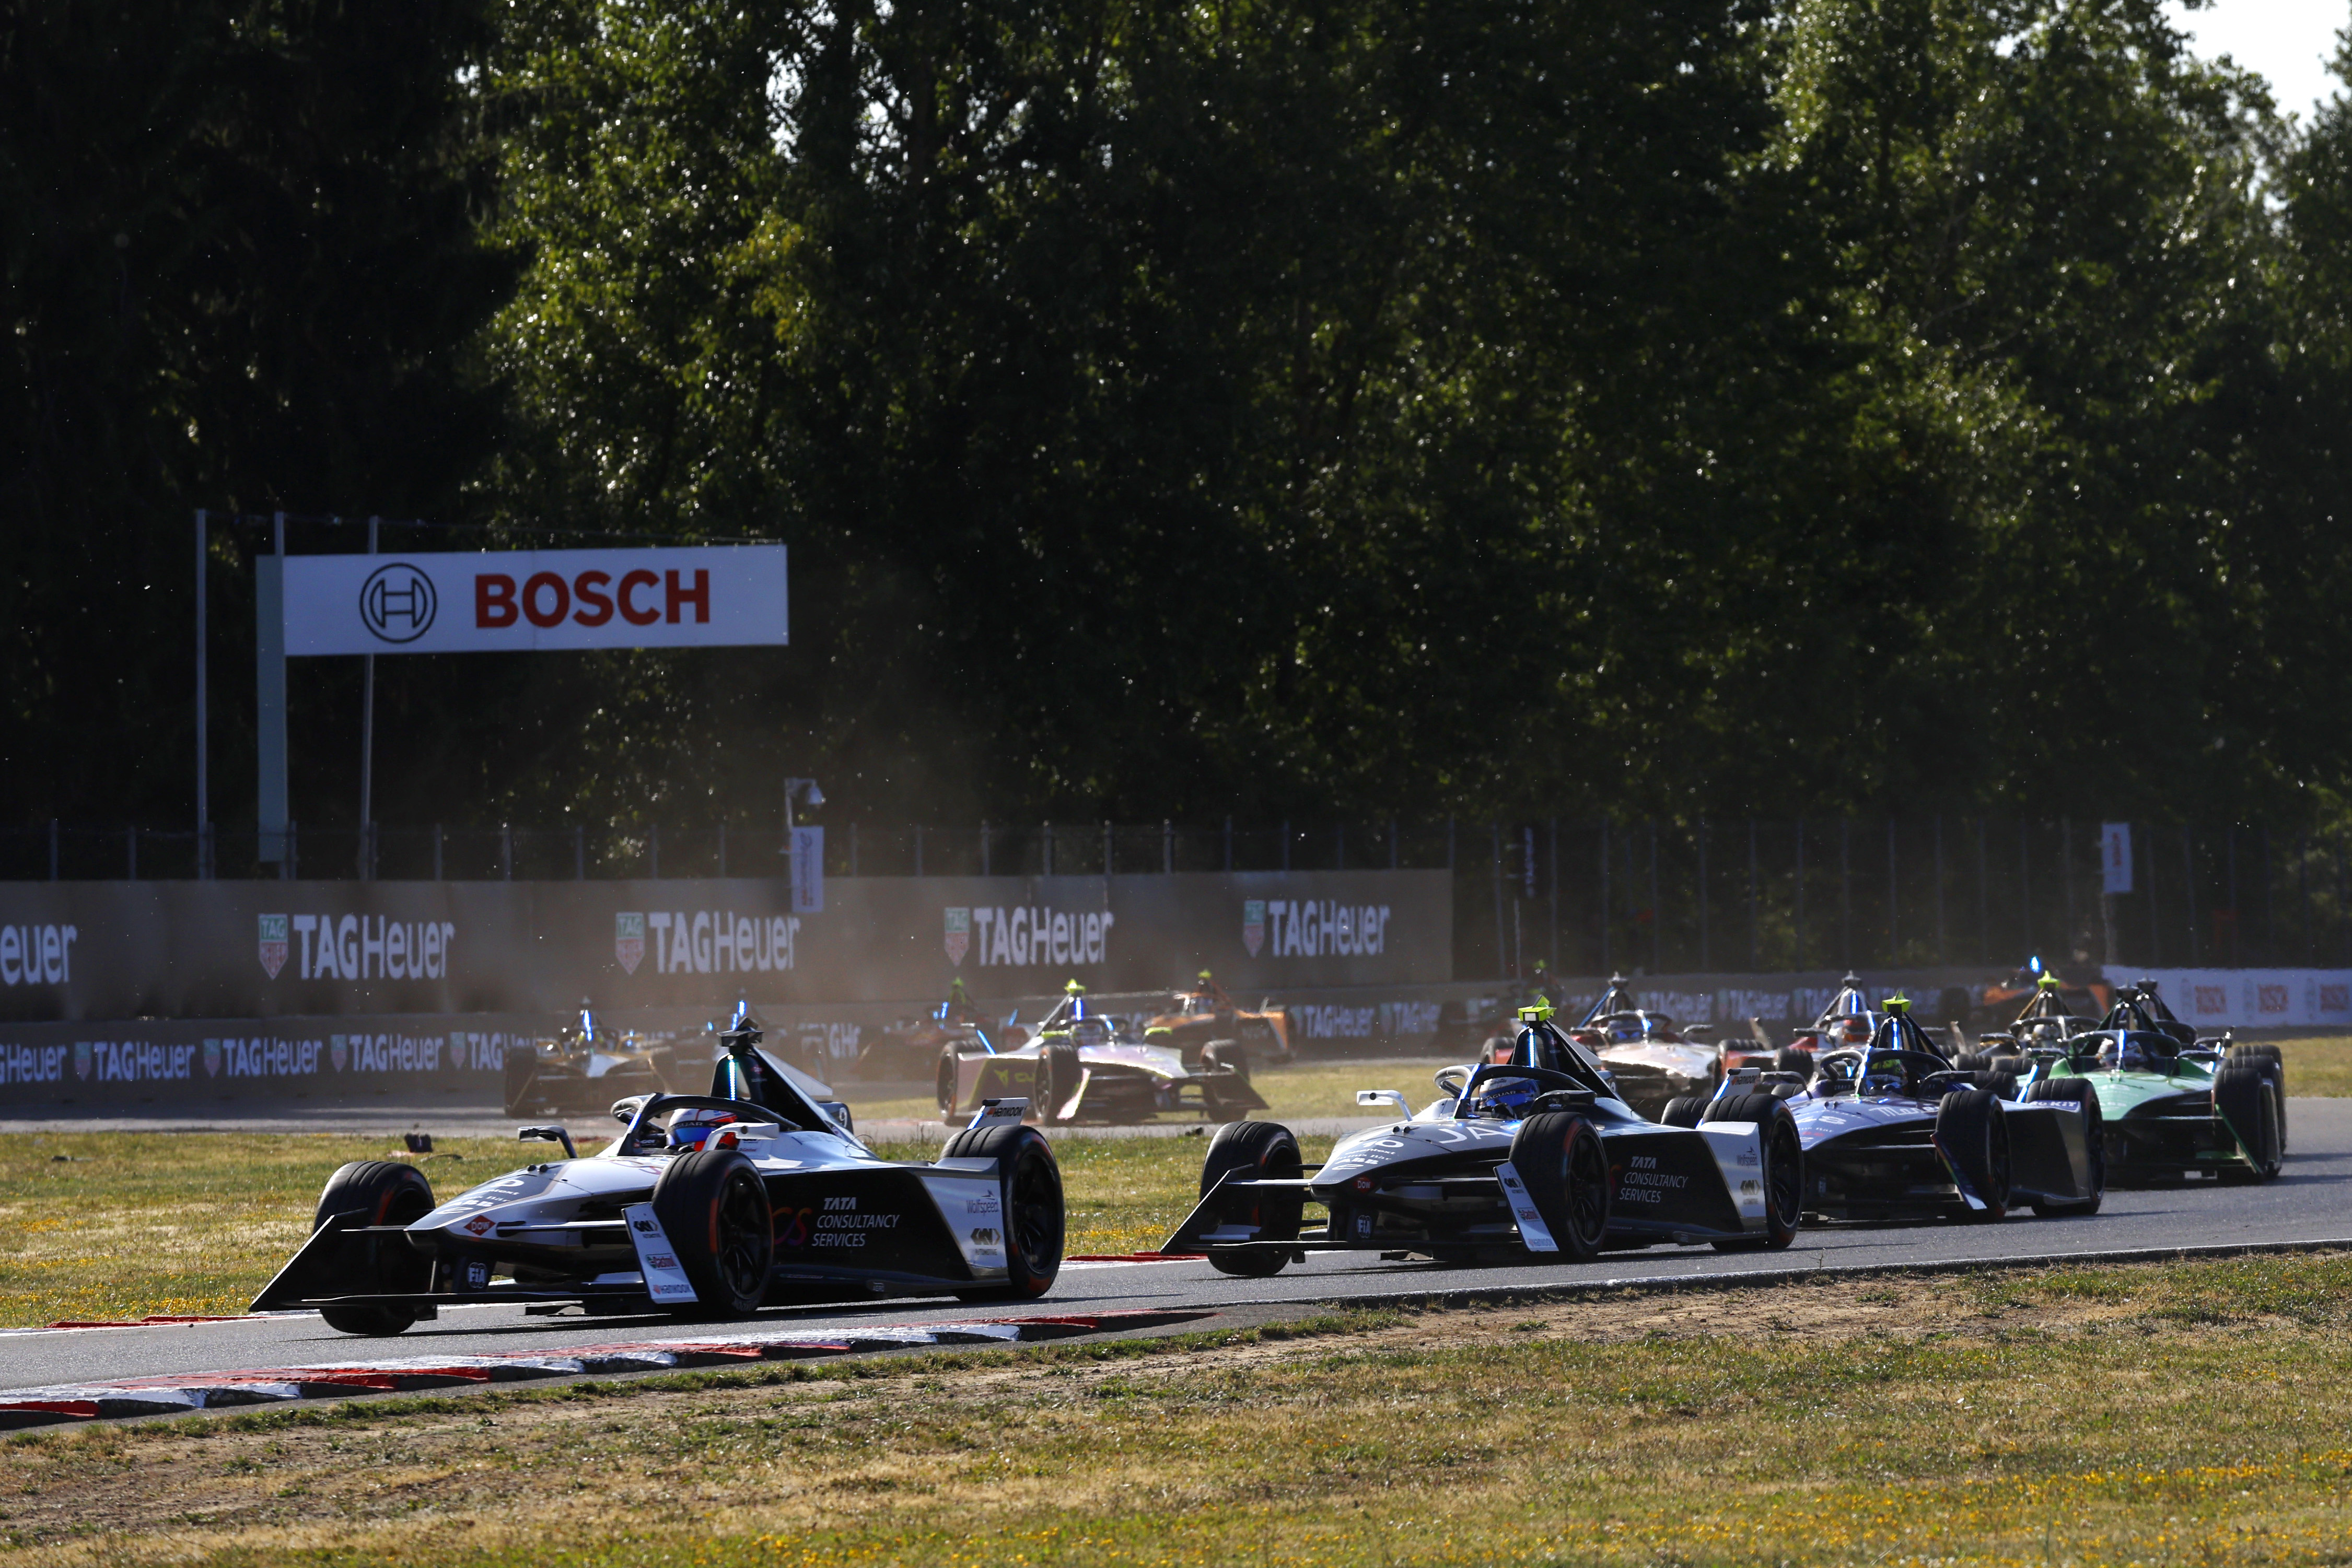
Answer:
[6,1098,2348,1397]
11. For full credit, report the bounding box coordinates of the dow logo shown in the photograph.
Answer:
[358,562,438,643]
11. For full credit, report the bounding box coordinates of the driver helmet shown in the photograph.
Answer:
[1606,1016,1643,1043]
[1478,1074,1542,1120]
[668,1110,737,1149]
[2100,1034,2154,1071]
[1070,1017,1110,1048]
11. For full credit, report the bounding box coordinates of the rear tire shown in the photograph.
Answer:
[943,1121,1065,1298]
[935,1046,963,1116]
[312,1161,437,1336]
[1509,1112,1610,1261]
[1773,1048,1813,1082]
[1702,1095,1802,1250]
[650,1148,774,1317]
[1935,1090,2012,1221]
[1201,1039,1250,1084]
[1037,1040,1081,1120]
[2025,1077,2105,1215]
[1199,1121,1302,1277]
[2214,1064,2283,1180]
[1658,1095,1707,1128]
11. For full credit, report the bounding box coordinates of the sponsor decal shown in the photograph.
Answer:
[258,914,289,980]
[72,1042,90,1081]
[2258,984,2289,1015]
[969,1227,1001,1246]
[463,1215,496,1237]
[1494,1162,1558,1253]
[965,905,1114,969]
[632,1218,658,1234]
[1257,901,1390,959]
[202,1040,220,1078]
[290,916,455,981]
[944,907,970,966]
[621,1202,700,1304]
[460,1258,491,1291]
[0,1044,69,1085]
[1242,900,1265,957]
[331,1036,349,1072]
[2325,984,2350,1014]
[966,1195,1001,1214]
[0,924,78,988]
[646,1254,676,1269]
[359,561,440,643]
[66,1040,198,1084]
[615,912,646,976]
[2194,985,2227,1016]
[1616,1153,1691,1205]
[807,1193,901,1248]
[645,910,801,975]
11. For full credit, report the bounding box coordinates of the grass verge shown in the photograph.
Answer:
[7,1254,2352,1564]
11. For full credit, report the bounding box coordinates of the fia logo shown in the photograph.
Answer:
[358,562,438,643]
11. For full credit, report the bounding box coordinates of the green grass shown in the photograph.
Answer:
[9,1254,2352,1564]
[2278,1034,2352,1096]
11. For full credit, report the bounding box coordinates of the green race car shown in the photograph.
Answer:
[1986,985,2285,1184]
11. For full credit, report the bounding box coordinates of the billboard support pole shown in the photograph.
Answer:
[358,517,377,878]
[194,510,210,877]
[257,513,289,865]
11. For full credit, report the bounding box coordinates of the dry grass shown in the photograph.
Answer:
[7,1253,2352,1564]
[2277,1034,2352,1096]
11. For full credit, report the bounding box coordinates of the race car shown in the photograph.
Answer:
[2041,985,2285,1181]
[255,1014,1066,1336]
[1561,975,1728,1117]
[1785,975,1881,1059]
[937,980,1266,1124]
[1966,973,2103,1060]
[1160,1001,1804,1276]
[1664,995,2104,1222]
[502,1002,711,1117]
[857,979,1022,1080]
[1970,956,2109,1034]
[1139,972,1296,1066]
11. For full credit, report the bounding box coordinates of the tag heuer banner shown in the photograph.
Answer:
[282,545,788,655]
[0,870,1448,1022]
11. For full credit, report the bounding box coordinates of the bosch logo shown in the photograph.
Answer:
[358,562,438,644]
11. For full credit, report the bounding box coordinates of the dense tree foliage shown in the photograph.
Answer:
[9,0,2352,838]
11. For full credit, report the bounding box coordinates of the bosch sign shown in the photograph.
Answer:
[283,545,787,654]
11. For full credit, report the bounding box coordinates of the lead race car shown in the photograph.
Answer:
[1667,994,2104,1222]
[937,980,1265,1124]
[1161,1001,1804,1276]
[254,1011,1066,1336]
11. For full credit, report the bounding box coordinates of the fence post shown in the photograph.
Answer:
[1934,815,1946,966]
[1975,817,1989,964]
[1697,820,1709,972]
[2226,827,2239,965]
[1282,819,1291,873]
[1103,820,1112,875]
[650,823,659,880]
[2145,823,2159,967]
[126,825,136,881]
[1043,822,1053,876]
[915,824,925,878]
[1599,819,1612,974]
[1445,816,1454,871]
[1885,817,1897,965]
[48,818,57,881]
[1491,823,1506,980]
[433,824,443,882]
[1548,815,1560,975]
[2185,827,2199,964]
[1162,820,1171,873]
[578,824,588,881]
[1390,818,1400,871]
[1747,819,1759,970]
[1648,821,1661,973]
[502,823,513,881]
[1838,818,1852,967]
[1225,816,1234,872]
[2018,822,2032,961]
[1794,818,1806,969]
[982,821,991,877]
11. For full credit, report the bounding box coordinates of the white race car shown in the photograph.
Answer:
[254,1017,1065,1335]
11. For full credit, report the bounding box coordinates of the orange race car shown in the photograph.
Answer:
[1138,972,1297,1067]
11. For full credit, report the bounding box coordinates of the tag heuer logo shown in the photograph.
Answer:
[258,913,289,979]
[1242,899,1266,957]
[203,1039,221,1078]
[72,1041,90,1081]
[944,907,970,966]
[330,1035,348,1072]
[615,911,646,975]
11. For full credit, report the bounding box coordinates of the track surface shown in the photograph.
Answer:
[8,1099,2348,1397]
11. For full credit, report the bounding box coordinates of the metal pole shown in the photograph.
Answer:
[1935,815,1946,965]
[1491,823,1505,979]
[1648,820,1661,974]
[1975,817,1989,963]
[916,824,926,878]
[433,824,443,881]
[194,510,208,877]
[1161,820,1170,874]
[579,824,589,880]
[1390,818,1400,871]
[1747,819,1759,970]
[126,825,136,881]
[1839,817,1851,966]
[1697,820,1709,972]
[358,518,377,878]
[1794,818,1806,969]
[1548,815,1559,975]
[1043,822,1052,876]
[2145,822,2159,967]
[2227,827,2239,965]
[2018,821,2031,961]
[1225,816,1233,872]
[1281,818,1290,873]
[502,822,513,881]
[49,818,57,881]
[2062,818,2076,954]
[1885,817,1897,964]
[1599,820,1612,973]
[982,821,992,877]
[2302,833,2313,963]
[2185,826,2199,965]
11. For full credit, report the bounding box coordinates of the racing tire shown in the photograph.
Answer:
[1509,1112,1610,1262]
[650,1147,774,1317]
[2231,1047,2289,1152]
[945,1122,1065,1300]
[1198,1121,1302,1277]
[1701,1095,1803,1251]
[935,1045,963,1117]
[1658,1095,1707,1129]
[1481,1034,1515,1065]
[1934,1090,2012,1221]
[1953,1052,1988,1073]
[2214,1065,2283,1181]
[1967,1069,2019,1099]
[2025,1077,2105,1216]
[502,1045,541,1118]
[1773,1048,1813,1083]
[1201,1039,1250,1084]
[312,1161,437,1336]
[1038,1040,1082,1120]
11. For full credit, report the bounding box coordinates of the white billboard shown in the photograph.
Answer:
[282,545,787,655]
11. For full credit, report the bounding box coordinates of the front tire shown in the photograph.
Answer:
[1935,1090,2012,1221]
[1198,1120,1301,1276]
[944,1121,1065,1298]
[1703,1093,1802,1250]
[2026,1076,2105,1215]
[936,1045,964,1116]
[1037,1040,1081,1120]
[312,1161,436,1336]
[1201,1039,1250,1084]
[2215,1064,2283,1180]
[650,1148,774,1317]
[1658,1095,1707,1128]
[1509,1111,1610,1261]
